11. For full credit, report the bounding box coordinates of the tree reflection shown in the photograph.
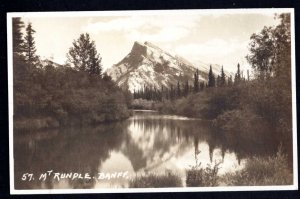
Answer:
[14,111,282,189]
[14,122,127,189]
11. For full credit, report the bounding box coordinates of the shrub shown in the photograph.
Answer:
[213,109,271,141]
[186,161,221,187]
[13,57,131,131]
[223,148,293,186]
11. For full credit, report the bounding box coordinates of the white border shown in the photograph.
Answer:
[7,8,297,194]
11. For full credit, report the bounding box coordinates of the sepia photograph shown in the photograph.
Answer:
[7,9,297,194]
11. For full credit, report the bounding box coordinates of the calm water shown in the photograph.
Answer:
[14,110,278,189]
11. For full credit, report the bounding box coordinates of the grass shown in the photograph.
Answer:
[129,147,293,188]
[186,160,221,187]
[221,147,293,186]
[129,171,182,188]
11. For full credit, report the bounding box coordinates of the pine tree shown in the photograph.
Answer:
[12,17,25,54]
[200,81,204,91]
[24,22,38,64]
[67,33,102,75]
[216,75,221,87]
[220,66,226,86]
[177,81,181,97]
[184,80,189,97]
[89,46,102,75]
[194,69,199,92]
[208,65,215,87]
[247,70,250,81]
[170,85,174,100]
[227,75,233,86]
[234,63,241,84]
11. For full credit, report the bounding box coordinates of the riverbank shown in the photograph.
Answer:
[133,80,293,164]
[13,54,133,132]
[129,148,293,187]
[14,110,131,132]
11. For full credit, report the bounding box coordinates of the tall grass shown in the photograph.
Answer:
[186,161,221,187]
[222,147,293,186]
[129,171,182,188]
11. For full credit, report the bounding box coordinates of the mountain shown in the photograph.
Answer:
[40,59,63,68]
[106,41,231,93]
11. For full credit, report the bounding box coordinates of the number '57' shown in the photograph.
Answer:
[21,173,34,181]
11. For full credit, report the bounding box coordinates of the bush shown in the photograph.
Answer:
[213,109,271,141]
[13,55,131,131]
[130,99,155,110]
[186,160,221,187]
[14,117,59,131]
[129,172,182,188]
[223,148,293,186]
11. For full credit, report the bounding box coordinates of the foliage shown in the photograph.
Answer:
[234,63,242,84]
[133,70,205,101]
[12,20,130,131]
[129,172,182,188]
[67,33,102,75]
[12,17,25,53]
[223,148,293,186]
[220,66,226,87]
[130,99,156,110]
[194,69,199,92]
[13,54,130,131]
[208,65,215,87]
[24,22,38,64]
[186,162,220,187]
[246,13,291,80]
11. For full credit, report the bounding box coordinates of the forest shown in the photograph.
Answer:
[11,13,294,188]
[129,13,293,187]
[133,13,293,163]
[13,19,131,131]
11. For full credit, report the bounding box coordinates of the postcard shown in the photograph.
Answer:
[7,8,297,194]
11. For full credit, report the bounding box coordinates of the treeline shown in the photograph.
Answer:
[133,64,247,101]
[156,13,293,163]
[13,18,131,131]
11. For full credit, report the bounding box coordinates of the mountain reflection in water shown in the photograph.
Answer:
[14,111,278,189]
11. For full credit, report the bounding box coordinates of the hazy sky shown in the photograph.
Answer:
[22,10,281,73]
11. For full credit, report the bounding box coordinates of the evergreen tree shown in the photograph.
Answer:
[208,65,215,87]
[184,80,189,97]
[12,17,25,54]
[194,69,199,92]
[200,81,204,91]
[220,66,226,86]
[161,86,164,101]
[216,75,221,87]
[247,69,250,81]
[227,75,233,86]
[24,22,38,64]
[177,81,181,97]
[170,85,174,100]
[234,63,241,84]
[67,33,102,75]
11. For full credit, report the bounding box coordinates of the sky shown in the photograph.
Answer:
[21,10,281,73]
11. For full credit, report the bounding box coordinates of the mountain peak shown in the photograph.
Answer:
[131,41,147,56]
[107,42,229,93]
[144,41,164,52]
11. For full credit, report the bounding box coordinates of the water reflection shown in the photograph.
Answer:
[14,111,279,189]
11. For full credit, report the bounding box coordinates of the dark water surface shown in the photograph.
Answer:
[14,110,278,189]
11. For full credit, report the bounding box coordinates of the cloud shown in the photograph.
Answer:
[83,15,200,42]
[176,39,243,57]
[127,26,190,42]
[174,39,250,72]
[175,39,249,61]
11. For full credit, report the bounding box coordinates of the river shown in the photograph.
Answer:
[14,110,278,189]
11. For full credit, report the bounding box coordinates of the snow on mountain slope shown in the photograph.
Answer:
[40,59,63,68]
[107,41,231,93]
